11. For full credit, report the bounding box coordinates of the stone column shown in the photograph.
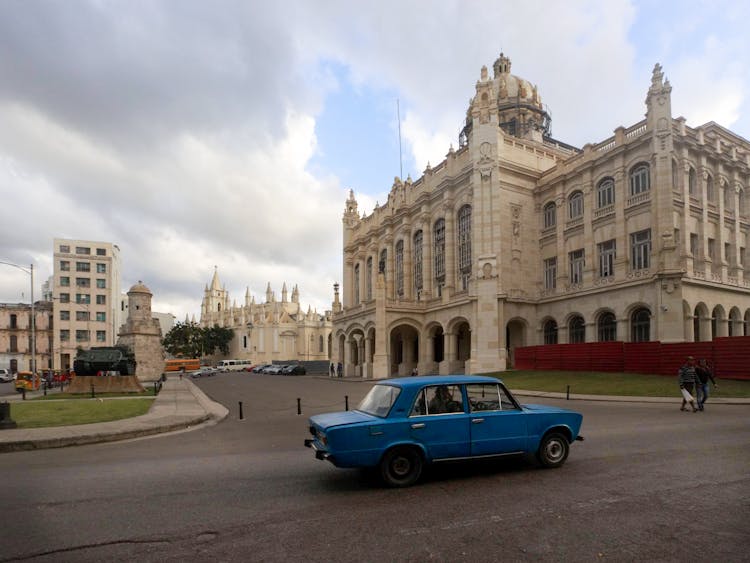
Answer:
[444,203,456,297]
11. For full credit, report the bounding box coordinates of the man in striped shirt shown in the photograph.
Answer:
[678,356,698,412]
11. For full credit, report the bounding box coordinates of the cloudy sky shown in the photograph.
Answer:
[1,0,748,322]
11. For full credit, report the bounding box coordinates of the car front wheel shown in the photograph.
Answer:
[380,447,423,487]
[537,432,569,468]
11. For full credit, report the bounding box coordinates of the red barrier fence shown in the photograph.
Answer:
[514,336,750,380]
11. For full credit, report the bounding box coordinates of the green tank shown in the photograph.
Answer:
[73,346,137,376]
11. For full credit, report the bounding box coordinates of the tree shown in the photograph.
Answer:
[162,322,234,358]
[203,324,234,356]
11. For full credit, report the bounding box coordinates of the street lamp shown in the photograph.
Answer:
[0,261,35,374]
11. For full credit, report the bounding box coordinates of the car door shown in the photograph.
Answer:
[466,383,527,456]
[408,384,470,460]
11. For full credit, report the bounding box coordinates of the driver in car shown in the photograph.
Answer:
[429,385,453,414]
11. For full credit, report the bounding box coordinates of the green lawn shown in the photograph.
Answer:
[9,398,155,428]
[493,370,750,398]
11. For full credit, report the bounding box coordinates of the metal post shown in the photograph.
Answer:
[21,387,26,401]
[239,401,244,420]
[566,385,570,400]
[297,398,301,415]
[345,395,349,411]
[91,383,95,398]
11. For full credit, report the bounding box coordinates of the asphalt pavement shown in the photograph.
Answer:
[0,374,747,453]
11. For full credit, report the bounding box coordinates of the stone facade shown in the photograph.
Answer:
[333,54,750,379]
[0,302,53,373]
[117,282,165,381]
[199,268,332,364]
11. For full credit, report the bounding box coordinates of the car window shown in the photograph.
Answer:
[411,385,464,415]
[357,384,402,417]
[467,383,519,412]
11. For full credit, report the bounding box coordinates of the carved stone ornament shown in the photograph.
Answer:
[479,167,492,180]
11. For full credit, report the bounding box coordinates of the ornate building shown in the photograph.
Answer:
[332,54,750,379]
[200,268,332,364]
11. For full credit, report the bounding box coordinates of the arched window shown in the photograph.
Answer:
[568,191,584,219]
[434,218,446,286]
[630,163,650,195]
[395,240,404,297]
[319,335,324,353]
[598,312,617,341]
[724,181,734,211]
[543,202,556,229]
[631,308,650,342]
[353,264,360,304]
[366,257,373,301]
[597,178,615,208]
[706,174,715,202]
[413,230,423,296]
[688,166,697,197]
[569,316,585,343]
[543,319,558,345]
[457,205,472,290]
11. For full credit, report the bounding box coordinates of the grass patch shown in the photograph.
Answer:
[491,370,750,398]
[9,398,155,428]
[32,387,157,400]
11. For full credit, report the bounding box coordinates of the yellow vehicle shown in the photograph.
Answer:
[164,358,201,372]
[15,371,40,393]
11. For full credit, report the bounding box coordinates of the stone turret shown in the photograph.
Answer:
[116,281,165,381]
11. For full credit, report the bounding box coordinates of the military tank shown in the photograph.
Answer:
[73,346,137,376]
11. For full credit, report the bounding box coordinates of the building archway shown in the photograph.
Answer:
[711,305,727,338]
[728,307,742,336]
[693,303,710,341]
[389,323,419,377]
[506,318,528,367]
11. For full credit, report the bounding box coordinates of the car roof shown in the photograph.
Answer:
[376,374,502,389]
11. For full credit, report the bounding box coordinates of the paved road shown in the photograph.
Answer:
[1,373,748,562]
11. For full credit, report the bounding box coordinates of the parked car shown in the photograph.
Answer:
[243,365,257,372]
[281,365,306,375]
[0,369,13,383]
[264,365,286,375]
[191,367,216,378]
[252,364,270,373]
[304,375,584,487]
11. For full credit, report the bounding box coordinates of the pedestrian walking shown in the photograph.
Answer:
[695,359,718,411]
[411,367,418,376]
[337,362,343,378]
[180,366,185,380]
[678,356,698,412]
[330,362,335,378]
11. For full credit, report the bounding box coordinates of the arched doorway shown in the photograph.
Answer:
[389,324,419,377]
[506,319,527,368]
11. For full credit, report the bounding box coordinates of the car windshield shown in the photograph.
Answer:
[357,384,401,417]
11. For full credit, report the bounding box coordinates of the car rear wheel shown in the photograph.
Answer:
[380,447,423,487]
[537,432,569,468]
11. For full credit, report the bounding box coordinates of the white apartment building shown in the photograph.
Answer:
[51,238,121,370]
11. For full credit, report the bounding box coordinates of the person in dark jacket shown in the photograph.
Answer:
[678,356,698,412]
[695,359,718,411]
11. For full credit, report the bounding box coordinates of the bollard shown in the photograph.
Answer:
[22,387,26,401]
[566,385,570,400]
[239,401,244,420]
[43,381,47,396]
[0,402,17,429]
[297,397,301,415]
[345,395,349,411]
[91,383,95,399]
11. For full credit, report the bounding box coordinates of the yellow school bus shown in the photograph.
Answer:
[164,358,201,372]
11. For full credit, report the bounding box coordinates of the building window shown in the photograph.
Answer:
[60,276,70,287]
[725,243,733,265]
[76,311,90,322]
[60,330,70,342]
[690,233,700,257]
[569,316,585,343]
[96,295,106,305]
[60,310,70,321]
[96,312,106,322]
[60,261,70,271]
[76,294,91,305]
[672,160,678,190]
[354,263,362,304]
[568,191,584,219]
[75,262,90,272]
[10,314,17,329]
[598,239,616,278]
[631,229,651,270]
[59,244,70,253]
[59,293,70,303]
[598,312,617,341]
[76,246,91,255]
[96,263,106,273]
[706,175,715,202]
[319,335,324,353]
[96,248,106,256]
[366,257,373,301]
[9,335,18,352]
[457,205,472,290]
[543,202,556,229]
[688,167,697,197]
[76,277,90,288]
[413,230,423,294]
[75,330,90,342]
[96,279,106,289]
[543,320,558,345]
[707,238,716,263]
[543,257,557,290]
[740,247,746,267]
[96,330,106,342]
[597,178,615,208]
[631,308,650,342]
[569,249,585,284]
[724,182,734,210]
[629,163,650,195]
[379,249,387,275]
[395,240,404,297]
[434,218,446,283]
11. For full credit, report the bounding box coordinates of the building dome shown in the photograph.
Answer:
[128,281,152,295]
[461,53,551,145]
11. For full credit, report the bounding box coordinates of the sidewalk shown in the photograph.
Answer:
[0,376,228,453]
[0,376,747,453]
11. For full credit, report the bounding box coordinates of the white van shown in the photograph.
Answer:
[0,369,14,383]
[217,359,253,372]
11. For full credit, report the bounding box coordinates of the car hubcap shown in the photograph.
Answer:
[392,456,410,477]
[546,440,563,461]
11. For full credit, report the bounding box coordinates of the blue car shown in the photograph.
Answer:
[304,375,584,487]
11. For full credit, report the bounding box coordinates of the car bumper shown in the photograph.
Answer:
[304,439,332,461]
